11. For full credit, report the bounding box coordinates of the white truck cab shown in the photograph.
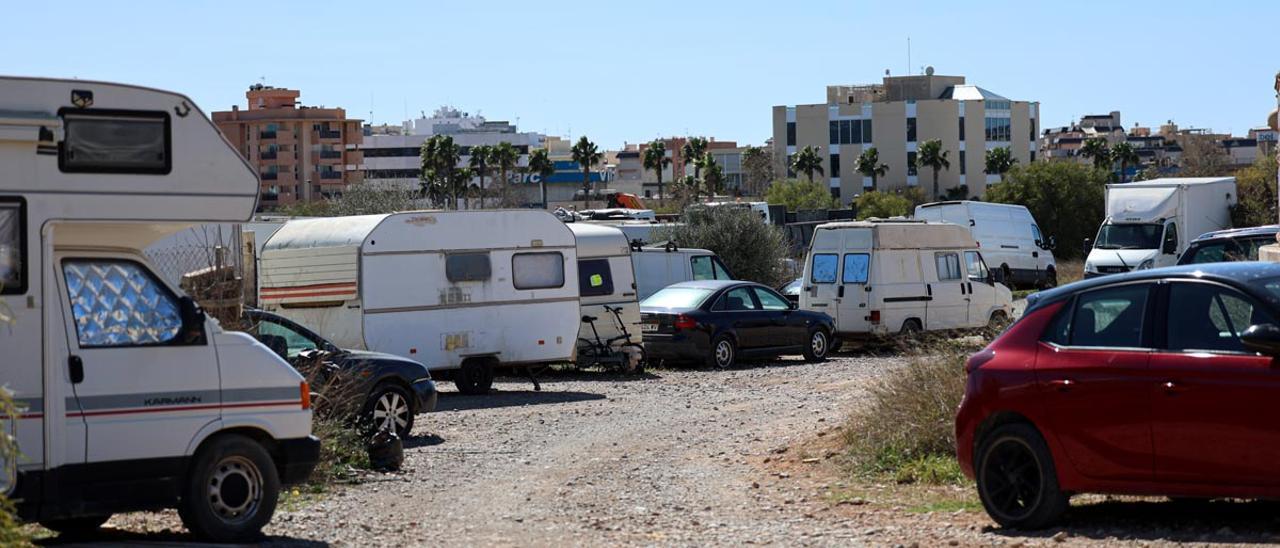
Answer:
[0,77,317,542]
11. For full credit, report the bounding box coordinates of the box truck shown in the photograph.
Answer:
[0,77,317,542]
[1084,177,1237,278]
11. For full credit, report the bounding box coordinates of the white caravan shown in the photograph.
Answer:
[1085,177,1237,278]
[566,224,642,359]
[259,210,580,394]
[914,201,1057,288]
[630,244,734,301]
[800,220,1013,337]
[0,77,316,542]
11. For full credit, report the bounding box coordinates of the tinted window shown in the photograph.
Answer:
[446,252,491,282]
[935,252,962,281]
[257,319,319,358]
[842,253,869,284]
[1167,282,1273,353]
[63,260,184,347]
[0,201,24,294]
[512,252,565,290]
[716,287,760,311]
[1069,284,1149,348]
[61,111,170,174]
[811,253,838,283]
[641,287,714,309]
[577,259,614,297]
[753,287,790,311]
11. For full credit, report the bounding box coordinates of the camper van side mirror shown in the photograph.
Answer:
[178,296,207,344]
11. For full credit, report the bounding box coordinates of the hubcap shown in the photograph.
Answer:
[811,332,827,356]
[208,455,263,524]
[981,438,1043,522]
[373,391,410,434]
[715,341,732,367]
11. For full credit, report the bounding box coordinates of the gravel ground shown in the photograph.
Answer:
[43,351,1280,547]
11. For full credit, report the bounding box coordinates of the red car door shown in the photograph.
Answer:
[1034,282,1156,481]
[1149,280,1280,486]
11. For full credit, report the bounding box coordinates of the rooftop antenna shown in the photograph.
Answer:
[906,37,911,77]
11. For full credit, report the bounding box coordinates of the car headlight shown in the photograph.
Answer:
[1136,259,1154,270]
[1084,261,1095,272]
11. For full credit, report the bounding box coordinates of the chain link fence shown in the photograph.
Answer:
[145,224,249,328]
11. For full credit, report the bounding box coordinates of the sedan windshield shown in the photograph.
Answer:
[1095,223,1162,250]
[641,287,715,310]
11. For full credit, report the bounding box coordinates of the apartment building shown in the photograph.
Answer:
[212,85,363,207]
[772,71,1038,200]
[612,137,741,198]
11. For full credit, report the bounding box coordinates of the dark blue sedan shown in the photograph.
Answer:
[640,280,836,368]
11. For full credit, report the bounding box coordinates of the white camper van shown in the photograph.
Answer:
[0,77,317,542]
[567,224,642,351]
[259,210,581,394]
[631,244,734,301]
[1085,177,1237,277]
[914,201,1057,288]
[801,220,1013,337]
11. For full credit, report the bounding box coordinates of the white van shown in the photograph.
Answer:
[914,201,1057,288]
[259,210,580,394]
[566,224,642,360]
[0,77,316,542]
[801,220,1013,337]
[630,244,734,301]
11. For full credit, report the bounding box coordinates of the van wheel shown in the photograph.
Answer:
[900,318,923,336]
[1000,264,1013,285]
[1041,267,1058,289]
[180,434,279,543]
[365,383,415,438]
[976,423,1068,529]
[39,515,111,537]
[989,310,1009,328]
[454,359,495,395]
[708,334,737,369]
[803,328,830,362]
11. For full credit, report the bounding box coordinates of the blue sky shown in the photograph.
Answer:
[3,1,1277,147]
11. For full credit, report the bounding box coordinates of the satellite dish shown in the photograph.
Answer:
[925,66,935,76]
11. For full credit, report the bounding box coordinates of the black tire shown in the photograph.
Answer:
[1042,267,1058,289]
[454,359,495,395]
[365,382,416,438]
[707,333,737,369]
[803,328,830,362]
[900,318,923,336]
[40,515,110,537]
[1001,264,1013,285]
[989,310,1009,328]
[975,423,1068,530]
[179,434,280,543]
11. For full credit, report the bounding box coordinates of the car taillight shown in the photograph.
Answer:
[300,381,311,410]
[674,314,697,331]
[966,348,995,372]
[868,310,881,324]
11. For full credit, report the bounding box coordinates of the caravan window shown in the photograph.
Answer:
[577,259,615,297]
[810,254,838,284]
[62,260,184,347]
[446,252,491,282]
[512,252,565,290]
[60,110,171,174]
[0,200,25,294]
[934,252,963,281]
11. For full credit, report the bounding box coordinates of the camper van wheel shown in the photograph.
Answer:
[803,328,830,362]
[708,334,737,370]
[366,383,416,438]
[900,319,923,336]
[455,358,496,395]
[180,434,280,543]
[989,310,1010,328]
[39,515,111,537]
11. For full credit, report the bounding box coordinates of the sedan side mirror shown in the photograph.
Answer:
[1241,324,1280,356]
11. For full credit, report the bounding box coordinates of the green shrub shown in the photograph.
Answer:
[854,191,913,220]
[1230,155,1278,229]
[764,178,840,211]
[653,207,790,287]
[985,161,1107,260]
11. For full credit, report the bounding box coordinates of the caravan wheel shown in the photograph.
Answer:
[455,359,495,395]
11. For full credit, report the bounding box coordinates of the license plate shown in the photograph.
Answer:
[641,323,659,333]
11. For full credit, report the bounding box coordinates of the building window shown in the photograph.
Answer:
[785,155,794,177]
[840,120,852,144]
[830,153,840,176]
[862,119,873,143]
[1030,151,1036,163]
[830,186,841,200]
[786,122,796,146]
[906,117,917,142]
[907,152,918,176]
[851,119,862,143]
[958,117,965,141]
[985,117,1011,142]
[829,121,839,145]
[959,151,966,175]
[1030,118,1037,142]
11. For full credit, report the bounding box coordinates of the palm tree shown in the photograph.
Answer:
[420,135,462,209]
[642,140,672,202]
[917,139,951,199]
[681,136,709,183]
[855,147,889,190]
[571,136,602,208]
[790,145,825,183]
[526,148,556,208]
[984,146,1017,182]
[1110,141,1139,183]
[491,142,520,205]
[468,144,493,209]
[1079,138,1111,171]
[419,136,444,206]
[701,152,725,197]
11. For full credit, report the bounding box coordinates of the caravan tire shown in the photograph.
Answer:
[180,434,279,543]
[39,515,111,537]
[455,359,495,395]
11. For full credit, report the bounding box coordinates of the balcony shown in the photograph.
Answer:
[261,172,279,180]
[318,130,342,139]
[320,171,343,180]
[259,130,277,140]
[260,151,278,160]
[320,150,342,159]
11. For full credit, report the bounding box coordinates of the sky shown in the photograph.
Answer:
[3,1,1277,148]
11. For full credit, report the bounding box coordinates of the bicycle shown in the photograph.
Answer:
[577,304,647,373]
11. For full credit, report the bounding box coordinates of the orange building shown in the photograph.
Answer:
[212,85,363,207]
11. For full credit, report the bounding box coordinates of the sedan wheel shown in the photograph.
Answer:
[976,424,1067,529]
[708,335,736,369]
[803,329,829,362]
[367,384,415,438]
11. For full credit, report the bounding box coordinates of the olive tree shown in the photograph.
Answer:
[652,207,790,287]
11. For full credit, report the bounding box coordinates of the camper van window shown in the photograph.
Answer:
[934,253,963,281]
[811,254,838,283]
[0,200,24,294]
[578,259,615,297]
[59,110,171,174]
[446,252,492,282]
[964,251,990,280]
[62,260,185,347]
[842,254,870,284]
[512,252,565,290]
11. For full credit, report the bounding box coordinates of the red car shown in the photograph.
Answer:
[956,262,1280,529]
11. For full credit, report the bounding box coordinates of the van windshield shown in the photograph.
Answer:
[641,287,715,310]
[1095,223,1162,250]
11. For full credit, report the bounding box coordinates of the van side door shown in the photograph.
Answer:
[928,251,968,330]
[964,251,997,327]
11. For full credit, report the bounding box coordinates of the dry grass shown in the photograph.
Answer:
[1056,259,1084,286]
[0,390,31,546]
